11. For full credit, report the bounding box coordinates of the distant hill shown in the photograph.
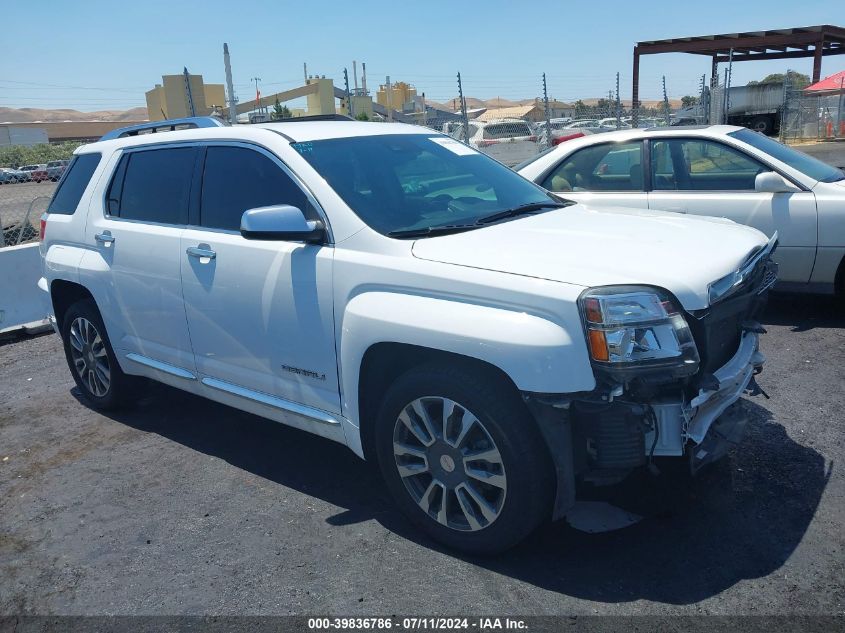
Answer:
[0,107,149,123]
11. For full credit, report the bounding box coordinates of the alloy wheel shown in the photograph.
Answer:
[392,396,507,532]
[68,317,111,397]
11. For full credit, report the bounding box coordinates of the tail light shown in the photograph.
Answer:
[40,217,46,241]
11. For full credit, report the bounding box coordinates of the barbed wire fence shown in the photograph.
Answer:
[386,71,679,167]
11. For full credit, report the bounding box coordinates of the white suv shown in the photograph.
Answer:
[40,117,776,553]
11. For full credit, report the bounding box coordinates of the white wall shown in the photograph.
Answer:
[0,243,46,332]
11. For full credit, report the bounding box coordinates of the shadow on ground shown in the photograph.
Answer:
[88,374,829,607]
[763,292,843,331]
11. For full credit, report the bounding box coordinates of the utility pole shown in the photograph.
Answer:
[615,72,622,129]
[457,72,469,144]
[386,75,393,122]
[542,73,552,148]
[343,68,353,118]
[361,62,368,95]
[223,43,237,124]
[421,92,427,127]
[724,48,734,125]
[698,73,706,123]
[780,68,792,142]
[662,75,670,126]
[252,77,262,117]
[303,63,308,84]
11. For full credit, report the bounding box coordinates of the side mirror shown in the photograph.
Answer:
[755,171,801,194]
[240,205,326,243]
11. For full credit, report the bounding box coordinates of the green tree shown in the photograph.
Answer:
[748,71,810,89]
[355,111,369,121]
[681,95,699,108]
[0,141,84,168]
[271,98,292,120]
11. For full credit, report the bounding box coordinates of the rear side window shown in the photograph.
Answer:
[199,146,310,231]
[107,147,196,224]
[46,153,101,215]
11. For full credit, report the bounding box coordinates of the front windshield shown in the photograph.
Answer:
[292,134,556,236]
[729,128,844,183]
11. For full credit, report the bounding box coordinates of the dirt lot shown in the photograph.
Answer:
[0,295,843,617]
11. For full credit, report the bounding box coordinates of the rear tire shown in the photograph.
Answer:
[749,116,773,136]
[60,298,138,410]
[375,363,554,554]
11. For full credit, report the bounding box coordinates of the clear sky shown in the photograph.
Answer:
[1,0,842,111]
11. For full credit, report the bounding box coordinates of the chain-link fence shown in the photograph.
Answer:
[0,180,53,247]
[780,89,845,142]
[384,74,675,167]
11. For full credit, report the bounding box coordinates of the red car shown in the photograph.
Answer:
[19,164,49,182]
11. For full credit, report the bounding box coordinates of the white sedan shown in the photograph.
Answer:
[518,124,845,294]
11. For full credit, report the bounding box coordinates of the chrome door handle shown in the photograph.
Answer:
[94,231,115,247]
[186,245,216,260]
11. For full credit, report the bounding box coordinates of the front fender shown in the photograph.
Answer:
[339,291,595,433]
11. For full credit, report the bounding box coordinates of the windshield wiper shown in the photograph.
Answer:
[475,201,569,225]
[387,224,480,239]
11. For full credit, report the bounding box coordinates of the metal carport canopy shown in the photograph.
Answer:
[631,25,845,124]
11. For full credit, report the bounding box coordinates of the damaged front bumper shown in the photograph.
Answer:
[525,330,767,520]
[646,329,764,457]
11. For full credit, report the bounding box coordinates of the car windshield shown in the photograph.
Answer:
[292,134,557,236]
[729,128,844,183]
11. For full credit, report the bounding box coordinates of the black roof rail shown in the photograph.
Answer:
[262,114,354,123]
[99,116,229,141]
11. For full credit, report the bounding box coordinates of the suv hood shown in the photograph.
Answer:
[411,204,769,310]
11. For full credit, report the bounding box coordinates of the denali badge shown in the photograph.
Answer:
[281,365,326,381]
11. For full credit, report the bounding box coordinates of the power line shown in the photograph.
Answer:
[0,78,147,93]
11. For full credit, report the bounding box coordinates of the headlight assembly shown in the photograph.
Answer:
[579,286,699,377]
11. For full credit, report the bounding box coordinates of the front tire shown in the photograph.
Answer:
[375,363,553,554]
[61,298,137,410]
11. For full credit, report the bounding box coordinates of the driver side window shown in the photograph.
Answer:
[650,138,766,191]
[541,142,644,192]
[199,145,316,231]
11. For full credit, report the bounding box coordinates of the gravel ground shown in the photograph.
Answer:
[0,294,843,616]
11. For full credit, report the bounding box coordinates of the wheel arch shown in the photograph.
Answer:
[338,291,595,459]
[357,342,522,462]
[50,279,95,329]
[835,252,845,296]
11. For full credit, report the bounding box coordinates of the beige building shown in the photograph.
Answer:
[377,81,416,112]
[145,73,226,121]
[305,76,336,116]
[477,104,546,122]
